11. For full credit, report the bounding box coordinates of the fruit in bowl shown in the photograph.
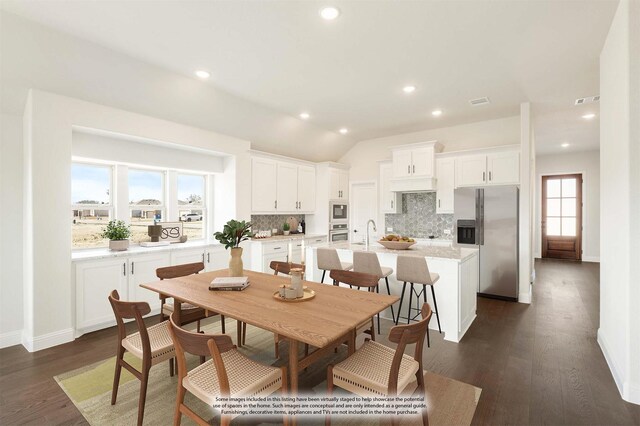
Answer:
[378,235,416,250]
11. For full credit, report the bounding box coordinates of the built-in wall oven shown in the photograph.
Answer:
[330,201,348,223]
[329,223,349,242]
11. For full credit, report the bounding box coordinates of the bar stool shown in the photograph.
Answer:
[353,251,395,332]
[395,255,441,347]
[317,247,353,284]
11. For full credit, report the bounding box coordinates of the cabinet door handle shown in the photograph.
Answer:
[202,253,205,262]
[413,165,415,173]
[483,171,486,182]
[489,171,492,181]
[274,247,282,250]
[123,262,126,276]
[408,165,411,174]
[391,200,394,209]
[131,261,134,275]
[299,201,302,209]
[439,199,441,208]
[275,200,277,209]
[207,253,210,263]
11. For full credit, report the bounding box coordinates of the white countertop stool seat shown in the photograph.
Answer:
[353,251,396,332]
[317,247,353,284]
[395,256,441,347]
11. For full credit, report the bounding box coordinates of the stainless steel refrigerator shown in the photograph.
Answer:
[454,186,519,301]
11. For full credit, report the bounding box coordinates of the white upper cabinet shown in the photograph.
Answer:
[391,142,441,179]
[251,155,317,213]
[456,155,487,187]
[252,157,278,212]
[392,149,413,178]
[329,168,349,200]
[297,165,316,212]
[276,162,298,212]
[380,162,401,213]
[456,150,520,187]
[487,151,520,185]
[435,158,455,214]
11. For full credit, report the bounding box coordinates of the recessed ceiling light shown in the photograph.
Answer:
[582,113,596,120]
[194,70,210,79]
[299,112,310,120]
[432,109,443,117]
[320,7,340,20]
[561,143,570,148]
[339,128,348,135]
[403,85,416,94]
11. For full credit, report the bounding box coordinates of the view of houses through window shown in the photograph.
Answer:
[72,162,208,248]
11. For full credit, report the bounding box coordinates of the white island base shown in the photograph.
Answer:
[305,242,479,343]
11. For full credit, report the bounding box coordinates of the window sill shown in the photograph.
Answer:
[71,240,223,262]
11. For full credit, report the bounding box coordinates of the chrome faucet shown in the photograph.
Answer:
[365,219,377,250]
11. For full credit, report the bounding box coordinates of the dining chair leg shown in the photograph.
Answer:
[321,270,326,284]
[242,322,247,345]
[407,283,414,324]
[221,315,226,334]
[375,284,381,334]
[430,285,442,333]
[169,357,174,377]
[385,277,395,323]
[111,346,125,405]
[137,363,151,426]
[396,282,407,325]
[426,327,431,348]
[326,365,334,426]
[174,384,186,426]
[370,318,376,341]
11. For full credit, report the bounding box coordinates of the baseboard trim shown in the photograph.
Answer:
[582,256,600,263]
[597,328,640,404]
[0,330,23,349]
[22,328,75,352]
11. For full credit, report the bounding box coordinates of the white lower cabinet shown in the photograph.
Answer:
[75,258,128,332]
[128,252,172,312]
[74,244,228,336]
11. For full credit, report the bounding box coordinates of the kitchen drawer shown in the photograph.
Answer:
[262,242,288,254]
[305,236,327,245]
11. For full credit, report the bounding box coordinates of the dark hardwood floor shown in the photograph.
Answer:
[1,259,638,425]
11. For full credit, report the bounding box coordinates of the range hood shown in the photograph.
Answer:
[390,177,437,193]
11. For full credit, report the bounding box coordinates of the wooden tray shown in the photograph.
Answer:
[273,287,316,302]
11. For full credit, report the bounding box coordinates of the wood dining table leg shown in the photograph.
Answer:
[173,299,182,325]
[347,329,356,356]
[236,320,243,347]
[289,339,299,395]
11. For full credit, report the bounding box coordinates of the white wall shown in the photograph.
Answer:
[0,11,352,163]
[0,113,24,348]
[20,90,252,351]
[598,0,640,404]
[535,150,600,261]
[339,116,520,181]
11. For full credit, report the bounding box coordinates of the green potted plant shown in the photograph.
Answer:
[282,222,291,236]
[213,220,253,276]
[102,220,131,251]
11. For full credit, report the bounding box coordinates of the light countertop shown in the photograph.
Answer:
[315,241,478,262]
[250,234,326,243]
[72,240,223,261]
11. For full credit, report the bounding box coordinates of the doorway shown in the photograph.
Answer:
[350,181,377,243]
[541,174,583,260]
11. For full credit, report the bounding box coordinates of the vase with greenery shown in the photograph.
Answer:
[102,220,131,251]
[213,220,253,276]
[282,222,290,236]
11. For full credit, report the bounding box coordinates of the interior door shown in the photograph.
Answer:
[542,174,582,260]
[350,182,377,243]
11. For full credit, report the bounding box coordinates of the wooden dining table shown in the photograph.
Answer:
[141,268,398,394]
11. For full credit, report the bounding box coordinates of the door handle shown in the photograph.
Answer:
[123,262,126,276]
[202,253,205,262]
[413,165,415,173]
[408,165,411,174]
[391,200,393,209]
[438,199,441,208]
[489,171,492,181]
[299,201,302,209]
[483,171,486,182]
[274,200,277,209]
[131,261,134,275]
[207,252,210,263]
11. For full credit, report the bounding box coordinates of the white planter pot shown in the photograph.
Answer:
[109,239,130,251]
[283,231,290,236]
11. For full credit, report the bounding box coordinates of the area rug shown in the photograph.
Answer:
[55,318,481,425]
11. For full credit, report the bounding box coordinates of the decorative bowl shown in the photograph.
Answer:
[377,240,417,250]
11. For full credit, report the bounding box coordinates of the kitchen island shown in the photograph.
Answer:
[305,241,479,343]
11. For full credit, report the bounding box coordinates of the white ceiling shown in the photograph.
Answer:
[1,0,616,154]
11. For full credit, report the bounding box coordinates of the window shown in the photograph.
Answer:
[545,177,578,237]
[71,163,113,248]
[177,173,206,240]
[129,169,165,243]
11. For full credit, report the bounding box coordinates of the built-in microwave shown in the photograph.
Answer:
[329,223,349,242]
[330,202,348,223]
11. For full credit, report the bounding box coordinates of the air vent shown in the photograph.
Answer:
[575,95,600,105]
[469,97,490,106]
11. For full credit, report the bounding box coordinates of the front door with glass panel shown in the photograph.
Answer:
[542,174,582,260]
